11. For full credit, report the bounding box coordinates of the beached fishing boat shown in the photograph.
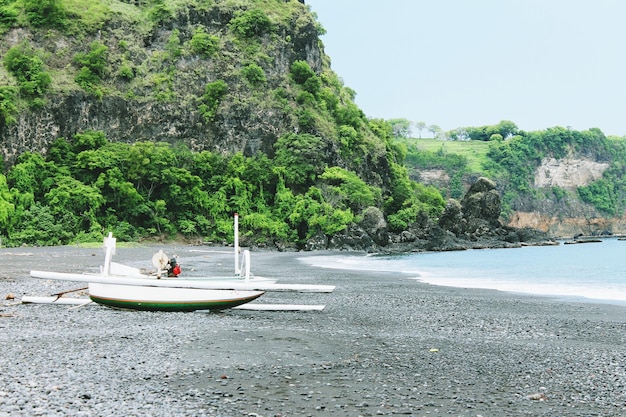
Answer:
[87,282,265,312]
[27,215,334,312]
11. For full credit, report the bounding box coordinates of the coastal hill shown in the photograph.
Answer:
[402,126,626,238]
[1,0,349,168]
[0,0,552,249]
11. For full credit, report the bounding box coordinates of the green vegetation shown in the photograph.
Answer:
[198,80,227,122]
[399,120,626,220]
[189,27,219,57]
[74,41,109,97]
[24,0,67,29]
[5,0,624,248]
[404,138,490,172]
[241,63,266,87]
[0,86,18,124]
[0,1,18,32]
[229,8,274,38]
[0,129,441,247]
[3,41,51,102]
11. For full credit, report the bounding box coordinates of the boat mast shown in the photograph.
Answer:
[234,213,239,276]
[102,232,116,276]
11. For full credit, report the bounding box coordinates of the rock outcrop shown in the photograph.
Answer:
[0,2,324,167]
[317,177,553,253]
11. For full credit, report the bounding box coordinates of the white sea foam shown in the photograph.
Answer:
[299,239,626,305]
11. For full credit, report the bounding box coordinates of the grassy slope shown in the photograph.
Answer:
[401,138,491,173]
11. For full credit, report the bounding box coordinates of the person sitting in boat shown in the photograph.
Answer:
[167,257,181,277]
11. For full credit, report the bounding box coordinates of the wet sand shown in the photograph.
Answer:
[1,244,626,416]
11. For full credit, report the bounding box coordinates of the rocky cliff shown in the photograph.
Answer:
[419,154,622,239]
[0,0,390,187]
[0,1,556,250]
[509,156,621,238]
[1,2,315,159]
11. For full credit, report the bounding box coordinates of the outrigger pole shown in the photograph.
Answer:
[29,270,335,292]
[234,212,239,276]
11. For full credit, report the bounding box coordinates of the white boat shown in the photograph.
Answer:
[27,214,334,312]
[87,282,265,312]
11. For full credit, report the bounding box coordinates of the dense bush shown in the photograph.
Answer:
[0,86,17,124]
[0,1,18,30]
[198,80,227,121]
[0,130,446,247]
[74,41,109,95]
[290,60,315,84]
[24,0,67,29]
[3,42,52,99]
[189,27,219,57]
[241,63,266,86]
[148,0,173,25]
[229,8,274,38]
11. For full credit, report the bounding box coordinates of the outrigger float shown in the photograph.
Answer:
[25,214,334,312]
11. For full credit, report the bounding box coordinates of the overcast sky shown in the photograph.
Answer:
[305,0,626,136]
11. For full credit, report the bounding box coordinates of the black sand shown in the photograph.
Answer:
[1,244,626,416]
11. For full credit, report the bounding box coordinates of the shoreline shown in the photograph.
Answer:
[297,246,626,308]
[2,245,626,416]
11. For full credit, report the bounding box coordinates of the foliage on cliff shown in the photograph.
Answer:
[0,0,446,246]
[402,122,626,223]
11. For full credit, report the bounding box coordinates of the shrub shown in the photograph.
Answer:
[189,28,219,57]
[74,41,108,78]
[303,75,321,95]
[320,167,376,212]
[241,63,266,86]
[198,80,227,121]
[74,41,109,95]
[0,86,18,124]
[24,0,66,29]
[0,3,18,30]
[3,42,52,98]
[290,60,314,84]
[166,29,182,59]
[149,0,172,24]
[118,63,134,80]
[230,8,273,38]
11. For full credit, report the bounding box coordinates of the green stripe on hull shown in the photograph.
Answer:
[89,293,264,312]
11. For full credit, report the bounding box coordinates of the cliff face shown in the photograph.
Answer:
[507,211,626,238]
[1,0,377,175]
[418,155,619,238]
[509,157,615,237]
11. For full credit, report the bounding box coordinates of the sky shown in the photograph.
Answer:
[305,0,626,136]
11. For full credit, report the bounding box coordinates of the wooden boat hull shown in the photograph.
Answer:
[21,296,327,311]
[88,283,265,312]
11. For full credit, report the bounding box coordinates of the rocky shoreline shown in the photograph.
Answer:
[294,177,557,254]
[2,244,626,416]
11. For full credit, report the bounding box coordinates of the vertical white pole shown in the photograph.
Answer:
[244,250,251,282]
[234,213,239,275]
[102,232,116,276]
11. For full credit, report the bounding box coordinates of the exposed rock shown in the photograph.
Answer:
[307,177,554,253]
[327,224,376,251]
[534,157,609,189]
[460,177,501,225]
[508,210,626,239]
[359,206,389,246]
[438,199,463,235]
[304,233,328,251]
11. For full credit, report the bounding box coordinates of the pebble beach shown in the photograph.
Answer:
[1,244,626,416]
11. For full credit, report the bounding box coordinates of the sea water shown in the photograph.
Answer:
[299,238,626,305]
